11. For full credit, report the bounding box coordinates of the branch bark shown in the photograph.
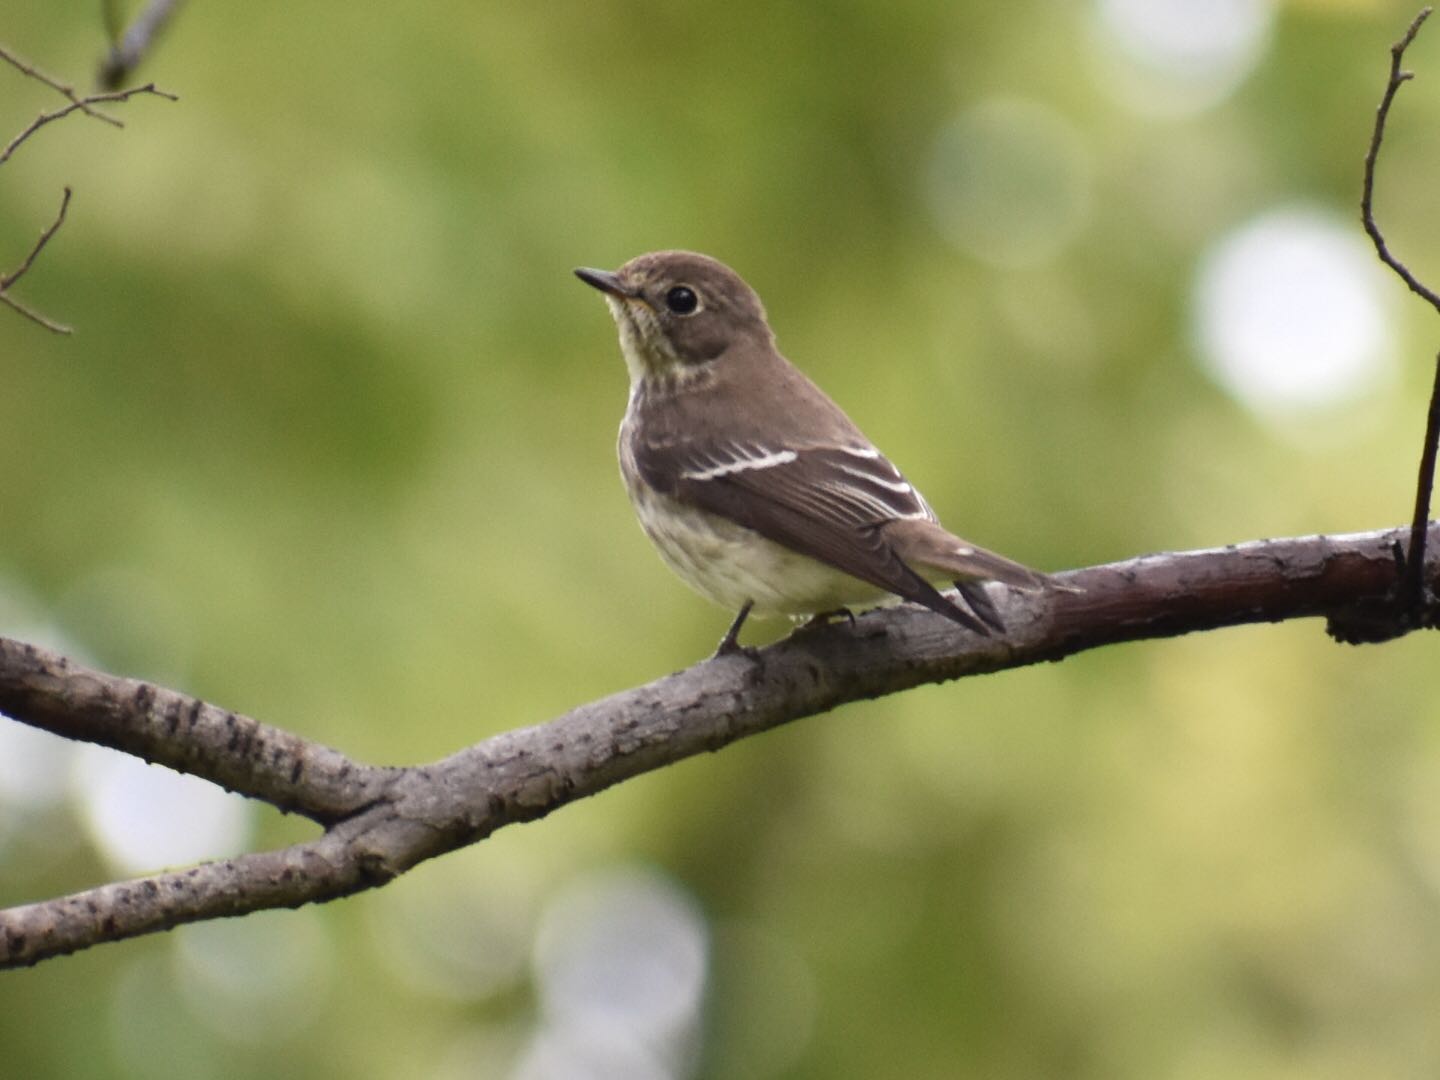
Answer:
[2,524,1436,968]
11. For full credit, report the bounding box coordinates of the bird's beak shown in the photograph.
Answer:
[574,267,640,301]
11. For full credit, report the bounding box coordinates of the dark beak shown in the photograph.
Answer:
[574,267,638,299]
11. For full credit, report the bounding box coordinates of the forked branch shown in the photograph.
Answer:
[2,524,1436,968]
[1359,6,1440,620]
[2,10,1439,973]
[0,41,176,333]
[0,187,73,334]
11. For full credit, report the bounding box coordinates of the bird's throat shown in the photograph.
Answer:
[610,299,682,386]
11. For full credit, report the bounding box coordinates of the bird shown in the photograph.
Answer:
[575,250,1062,656]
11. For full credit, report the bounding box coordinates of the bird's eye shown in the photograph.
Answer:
[664,285,699,315]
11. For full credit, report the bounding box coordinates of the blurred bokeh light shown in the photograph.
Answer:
[522,867,707,1080]
[369,849,538,1000]
[1090,0,1277,115]
[1193,206,1395,422]
[172,908,333,1043]
[926,98,1094,267]
[72,745,253,876]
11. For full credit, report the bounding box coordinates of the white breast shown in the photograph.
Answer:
[621,465,886,619]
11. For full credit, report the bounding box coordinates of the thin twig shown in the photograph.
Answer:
[1361,6,1440,616]
[0,187,71,291]
[99,0,185,89]
[0,43,121,126]
[1361,8,1440,313]
[0,290,72,334]
[0,82,178,167]
[1407,356,1440,609]
[1,41,177,333]
[0,187,75,335]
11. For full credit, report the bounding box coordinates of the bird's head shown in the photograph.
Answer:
[575,251,771,384]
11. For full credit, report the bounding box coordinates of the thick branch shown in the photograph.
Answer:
[0,638,394,823]
[2,524,1434,968]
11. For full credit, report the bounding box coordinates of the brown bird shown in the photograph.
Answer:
[576,250,1060,655]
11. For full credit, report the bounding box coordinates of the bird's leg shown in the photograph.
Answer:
[713,600,755,658]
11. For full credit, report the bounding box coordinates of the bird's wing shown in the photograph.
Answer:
[631,437,994,633]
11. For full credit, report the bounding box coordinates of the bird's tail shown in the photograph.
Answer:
[883,518,1051,591]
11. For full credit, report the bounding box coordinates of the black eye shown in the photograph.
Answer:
[664,285,699,315]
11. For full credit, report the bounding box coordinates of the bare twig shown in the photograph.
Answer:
[1,41,177,332]
[0,187,75,334]
[99,0,185,89]
[0,186,71,292]
[0,290,72,334]
[2,523,1434,967]
[1409,357,1440,604]
[0,81,177,167]
[0,43,123,126]
[1360,6,1440,617]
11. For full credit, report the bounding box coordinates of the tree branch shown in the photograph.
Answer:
[1360,6,1440,620]
[3,4,1438,976]
[0,635,394,823]
[0,43,126,128]
[1,40,177,333]
[1361,7,1440,313]
[3,524,1435,968]
[1411,356,1440,606]
[0,187,73,334]
[0,78,177,166]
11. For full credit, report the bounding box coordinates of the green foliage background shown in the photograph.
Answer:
[3,1,1440,1077]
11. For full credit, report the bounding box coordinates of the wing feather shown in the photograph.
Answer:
[632,438,993,632]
